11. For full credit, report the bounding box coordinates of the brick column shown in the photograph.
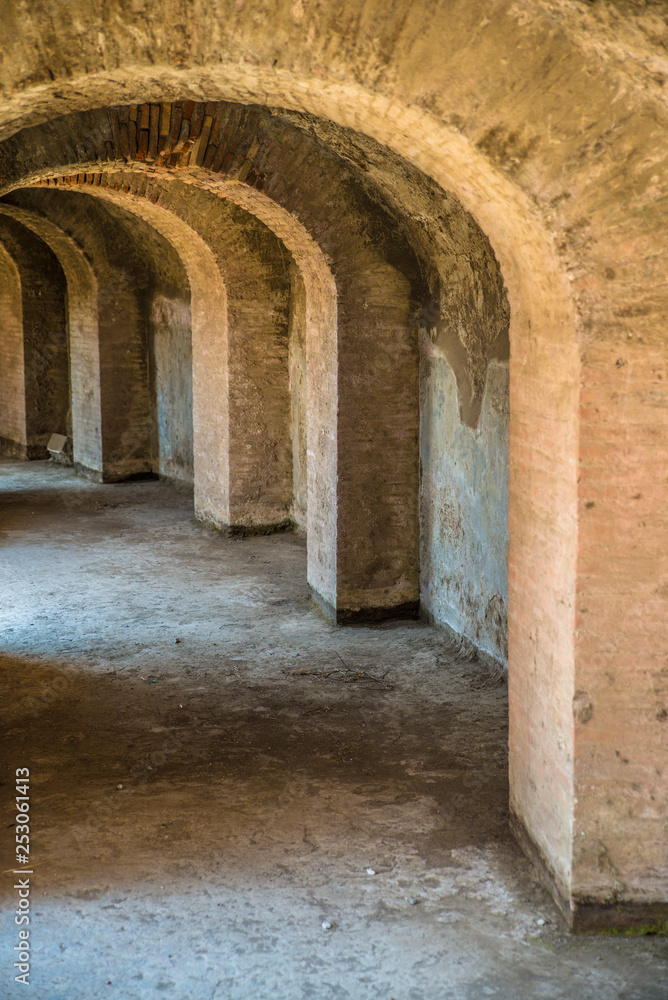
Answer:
[0,216,69,458]
[0,241,26,457]
[61,177,294,532]
[0,199,154,482]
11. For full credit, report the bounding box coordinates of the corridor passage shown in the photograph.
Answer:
[1,460,665,1000]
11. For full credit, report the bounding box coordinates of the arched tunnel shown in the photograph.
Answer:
[0,3,666,998]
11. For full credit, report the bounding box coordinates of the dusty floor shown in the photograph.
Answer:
[0,459,666,1000]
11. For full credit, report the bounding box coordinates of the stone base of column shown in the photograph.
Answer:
[196,514,295,537]
[0,438,49,459]
[571,900,668,934]
[0,437,28,459]
[310,585,420,625]
[511,811,668,933]
[73,462,158,484]
[510,811,572,929]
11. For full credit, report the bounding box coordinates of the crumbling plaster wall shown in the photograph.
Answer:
[148,292,193,483]
[266,110,511,658]
[421,358,509,663]
[138,214,193,484]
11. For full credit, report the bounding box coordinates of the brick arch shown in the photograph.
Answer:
[6,174,344,617]
[2,105,436,624]
[0,106,515,664]
[0,95,575,910]
[28,178,294,537]
[7,170,366,624]
[0,197,176,482]
[0,204,107,476]
[0,215,68,459]
[4,181,301,531]
[1,100,510,428]
[0,2,666,929]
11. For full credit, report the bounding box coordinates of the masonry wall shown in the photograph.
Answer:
[6,189,154,481]
[287,261,308,529]
[17,224,69,455]
[139,210,194,484]
[0,0,666,926]
[0,243,25,455]
[0,216,69,457]
[421,355,509,664]
[148,292,193,483]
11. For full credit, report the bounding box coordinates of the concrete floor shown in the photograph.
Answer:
[0,459,666,1000]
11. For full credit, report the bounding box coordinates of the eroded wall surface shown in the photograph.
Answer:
[149,293,193,483]
[421,355,509,664]
[142,217,194,485]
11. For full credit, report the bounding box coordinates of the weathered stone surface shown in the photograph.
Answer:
[0,216,68,457]
[0,0,665,932]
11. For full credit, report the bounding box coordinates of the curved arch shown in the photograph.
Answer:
[4,108,434,622]
[2,102,437,622]
[0,216,69,459]
[133,172,340,604]
[0,3,666,926]
[0,204,103,475]
[0,89,579,905]
[63,186,229,526]
[1,102,573,888]
[12,174,341,610]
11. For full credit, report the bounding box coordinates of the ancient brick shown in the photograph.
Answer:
[119,123,130,159]
[109,110,123,161]
[148,105,160,159]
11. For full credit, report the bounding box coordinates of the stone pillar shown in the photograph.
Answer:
[0,204,105,476]
[332,274,420,623]
[304,269,420,625]
[0,217,69,459]
[569,342,668,931]
[59,176,294,532]
[1,195,153,483]
[0,242,26,458]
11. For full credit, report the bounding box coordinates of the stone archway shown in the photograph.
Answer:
[0,1,666,927]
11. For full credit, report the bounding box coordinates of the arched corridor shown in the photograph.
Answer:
[1,2,667,996]
[1,458,665,998]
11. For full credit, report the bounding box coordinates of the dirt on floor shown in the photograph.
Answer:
[0,460,666,1000]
